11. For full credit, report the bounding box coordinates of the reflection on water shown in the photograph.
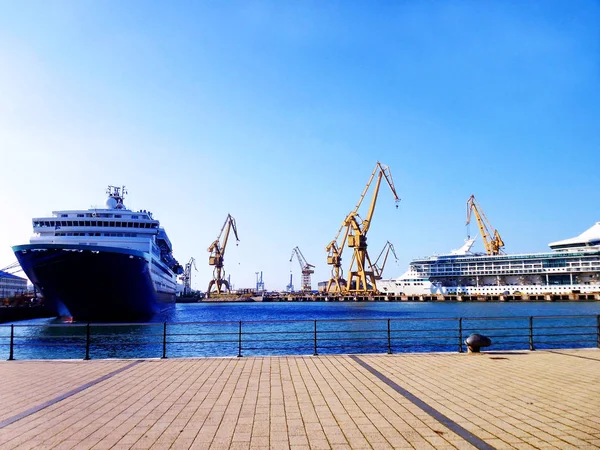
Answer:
[1,302,599,360]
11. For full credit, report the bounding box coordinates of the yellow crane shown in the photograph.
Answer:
[372,241,398,280]
[290,247,315,292]
[326,162,400,293]
[207,214,239,296]
[466,195,504,255]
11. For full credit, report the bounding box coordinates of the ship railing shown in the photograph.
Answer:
[1,314,599,360]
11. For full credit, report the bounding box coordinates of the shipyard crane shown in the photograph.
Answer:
[1,261,23,275]
[372,241,399,280]
[180,257,197,296]
[326,161,400,293]
[466,195,505,255]
[290,246,315,292]
[207,214,239,296]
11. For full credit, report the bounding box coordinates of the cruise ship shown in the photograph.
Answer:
[376,223,600,296]
[12,186,183,321]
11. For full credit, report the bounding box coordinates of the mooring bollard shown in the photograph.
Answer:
[465,333,492,353]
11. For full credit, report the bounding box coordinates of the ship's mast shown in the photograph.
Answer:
[106,185,128,209]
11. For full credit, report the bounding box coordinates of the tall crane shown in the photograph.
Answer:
[180,257,197,296]
[290,246,315,292]
[326,162,400,293]
[207,214,240,296]
[466,195,504,255]
[372,241,398,280]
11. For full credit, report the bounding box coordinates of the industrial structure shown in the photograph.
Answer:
[326,162,400,293]
[372,241,398,280]
[255,271,265,293]
[289,246,315,292]
[179,257,197,296]
[0,262,28,298]
[466,195,505,255]
[286,273,294,292]
[207,214,239,296]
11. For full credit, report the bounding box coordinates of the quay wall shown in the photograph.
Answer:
[212,292,600,303]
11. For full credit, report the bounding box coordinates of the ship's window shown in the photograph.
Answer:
[95,233,100,236]
[117,233,123,237]
[132,215,138,219]
[77,214,84,217]
[91,221,97,226]
[78,221,84,226]
[61,214,68,217]
[115,215,121,218]
[61,221,67,226]
[127,222,133,228]
[109,221,115,227]
[134,222,139,228]
[67,221,72,226]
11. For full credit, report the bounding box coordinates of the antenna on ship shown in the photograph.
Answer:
[106,185,127,209]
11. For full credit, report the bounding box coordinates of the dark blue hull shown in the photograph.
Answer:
[12,244,175,322]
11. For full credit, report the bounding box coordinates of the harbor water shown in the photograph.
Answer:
[2,301,600,360]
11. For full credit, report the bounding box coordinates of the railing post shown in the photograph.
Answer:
[597,315,600,349]
[84,323,91,360]
[8,324,14,361]
[313,320,318,356]
[237,321,242,357]
[529,316,535,351]
[162,322,167,359]
[387,319,392,354]
[458,318,463,353]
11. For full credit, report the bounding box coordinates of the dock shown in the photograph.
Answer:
[1,349,599,449]
[222,292,600,302]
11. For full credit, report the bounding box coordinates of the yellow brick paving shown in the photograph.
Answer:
[0,350,597,449]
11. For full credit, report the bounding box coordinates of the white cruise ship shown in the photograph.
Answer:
[13,186,183,321]
[377,223,600,296]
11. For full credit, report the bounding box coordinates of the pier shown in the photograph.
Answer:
[1,350,599,449]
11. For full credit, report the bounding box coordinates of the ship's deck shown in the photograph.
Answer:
[1,349,599,449]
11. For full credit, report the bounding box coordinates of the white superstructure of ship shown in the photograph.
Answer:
[377,223,600,296]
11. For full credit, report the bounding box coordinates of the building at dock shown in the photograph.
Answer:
[0,270,28,298]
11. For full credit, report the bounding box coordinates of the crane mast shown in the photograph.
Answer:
[207,214,240,296]
[466,195,504,256]
[372,241,398,280]
[326,162,400,293]
[290,246,315,292]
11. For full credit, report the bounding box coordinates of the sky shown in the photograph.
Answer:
[1,1,599,292]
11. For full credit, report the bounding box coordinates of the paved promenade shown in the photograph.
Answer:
[0,350,599,449]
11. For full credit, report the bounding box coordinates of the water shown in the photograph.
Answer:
[1,301,599,360]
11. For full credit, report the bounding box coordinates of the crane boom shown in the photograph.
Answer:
[207,214,240,296]
[290,246,315,291]
[466,195,504,256]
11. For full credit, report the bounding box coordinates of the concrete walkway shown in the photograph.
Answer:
[0,350,599,449]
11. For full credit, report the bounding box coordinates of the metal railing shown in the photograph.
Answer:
[1,314,599,360]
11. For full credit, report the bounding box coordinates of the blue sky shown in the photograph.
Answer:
[1,1,599,291]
